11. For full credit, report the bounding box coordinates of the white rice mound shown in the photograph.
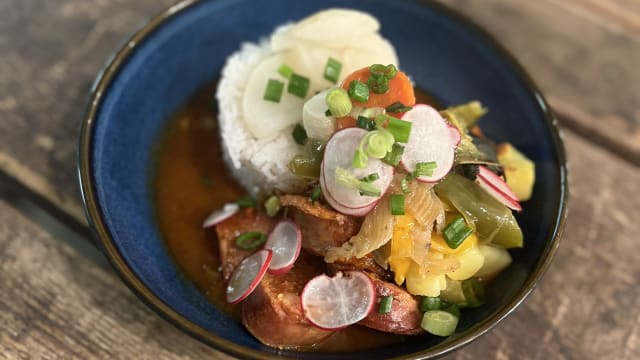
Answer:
[216,40,305,197]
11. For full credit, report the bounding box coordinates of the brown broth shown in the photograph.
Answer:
[154,82,439,351]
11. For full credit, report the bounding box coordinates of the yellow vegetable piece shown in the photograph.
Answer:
[496,142,535,201]
[475,244,512,280]
[431,232,478,255]
[446,246,485,281]
[389,214,415,285]
[405,261,446,297]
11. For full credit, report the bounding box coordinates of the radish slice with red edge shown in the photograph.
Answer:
[320,173,378,216]
[400,104,456,183]
[476,165,522,212]
[447,124,461,147]
[320,128,394,215]
[264,220,302,275]
[301,271,375,330]
[202,203,239,228]
[226,249,272,304]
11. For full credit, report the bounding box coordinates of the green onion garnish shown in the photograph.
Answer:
[367,74,389,94]
[382,143,404,166]
[278,64,293,79]
[360,173,380,183]
[420,296,442,312]
[201,176,213,188]
[379,295,393,314]
[263,79,284,103]
[235,231,267,250]
[362,130,395,159]
[356,116,376,131]
[325,88,352,117]
[401,176,411,194]
[323,57,342,84]
[352,149,368,168]
[310,186,322,202]
[336,167,381,197]
[421,310,459,337]
[461,278,486,307]
[369,64,398,79]
[386,116,412,143]
[264,196,280,217]
[325,109,332,117]
[414,161,437,177]
[443,215,473,249]
[236,195,257,208]
[390,194,405,215]
[348,80,369,103]
[288,73,310,98]
[386,101,413,113]
[292,123,308,145]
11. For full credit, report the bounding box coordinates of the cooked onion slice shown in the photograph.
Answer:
[202,203,239,228]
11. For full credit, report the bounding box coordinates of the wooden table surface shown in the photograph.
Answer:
[1,0,639,359]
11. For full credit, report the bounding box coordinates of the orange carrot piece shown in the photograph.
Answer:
[341,67,416,109]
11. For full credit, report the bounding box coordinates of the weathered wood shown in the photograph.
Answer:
[0,200,232,360]
[438,0,640,164]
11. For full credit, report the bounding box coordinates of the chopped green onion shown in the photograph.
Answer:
[382,143,404,166]
[369,64,398,79]
[323,57,342,84]
[352,149,368,168]
[374,114,388,129]
[236,196,257,208]
[348,80,369,103]
[461,278,486,307]
[421,310,459,337]
[278,64,293,79]
[356,116,376,131]
[360,107,385,119]
[288,73,310,98]
[235,231,267,250]
[443,215,473,249]
[367,74,389,94]
[442,304,461,318]
[401,176,411,194]
[292,124,308,145]
[390,194,405,215]
[414,161,437,177]
[420,296,442,312]
[360,173,380,183]
[264,196,281,217]
[335,167,381,197]
[386,116,412,143]
[325,88,352,117]
[325,109,332,117]
[310,186,322,202]
[378,295,393,314]
[263,79,284,103]
[386,101,413,113]
[362,130,395,159]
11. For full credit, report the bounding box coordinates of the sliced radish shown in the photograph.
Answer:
[321,128,394,215]
[226,249,272,304]
[202,203,239,228]
[476,165,522,212]
[301,271,375,330]
[401,104,456,183]
[447,124,461,147]
[263,220,302,275]
[320,173,378,216]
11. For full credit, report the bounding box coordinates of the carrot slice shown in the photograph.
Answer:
[337,66,415,129]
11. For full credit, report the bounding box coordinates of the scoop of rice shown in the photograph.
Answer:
[216,40,305,197]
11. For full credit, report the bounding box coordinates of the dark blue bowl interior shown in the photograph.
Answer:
[91,0,564,358]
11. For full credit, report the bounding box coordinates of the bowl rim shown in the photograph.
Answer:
[77,0,568,358]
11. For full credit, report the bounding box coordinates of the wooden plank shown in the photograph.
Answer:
[1,129,638,359]
[0,200,232,360]
[437,0,640,163]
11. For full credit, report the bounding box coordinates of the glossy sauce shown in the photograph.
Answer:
[154,82,439,351]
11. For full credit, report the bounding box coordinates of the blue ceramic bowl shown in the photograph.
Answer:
[78,0,568,358]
